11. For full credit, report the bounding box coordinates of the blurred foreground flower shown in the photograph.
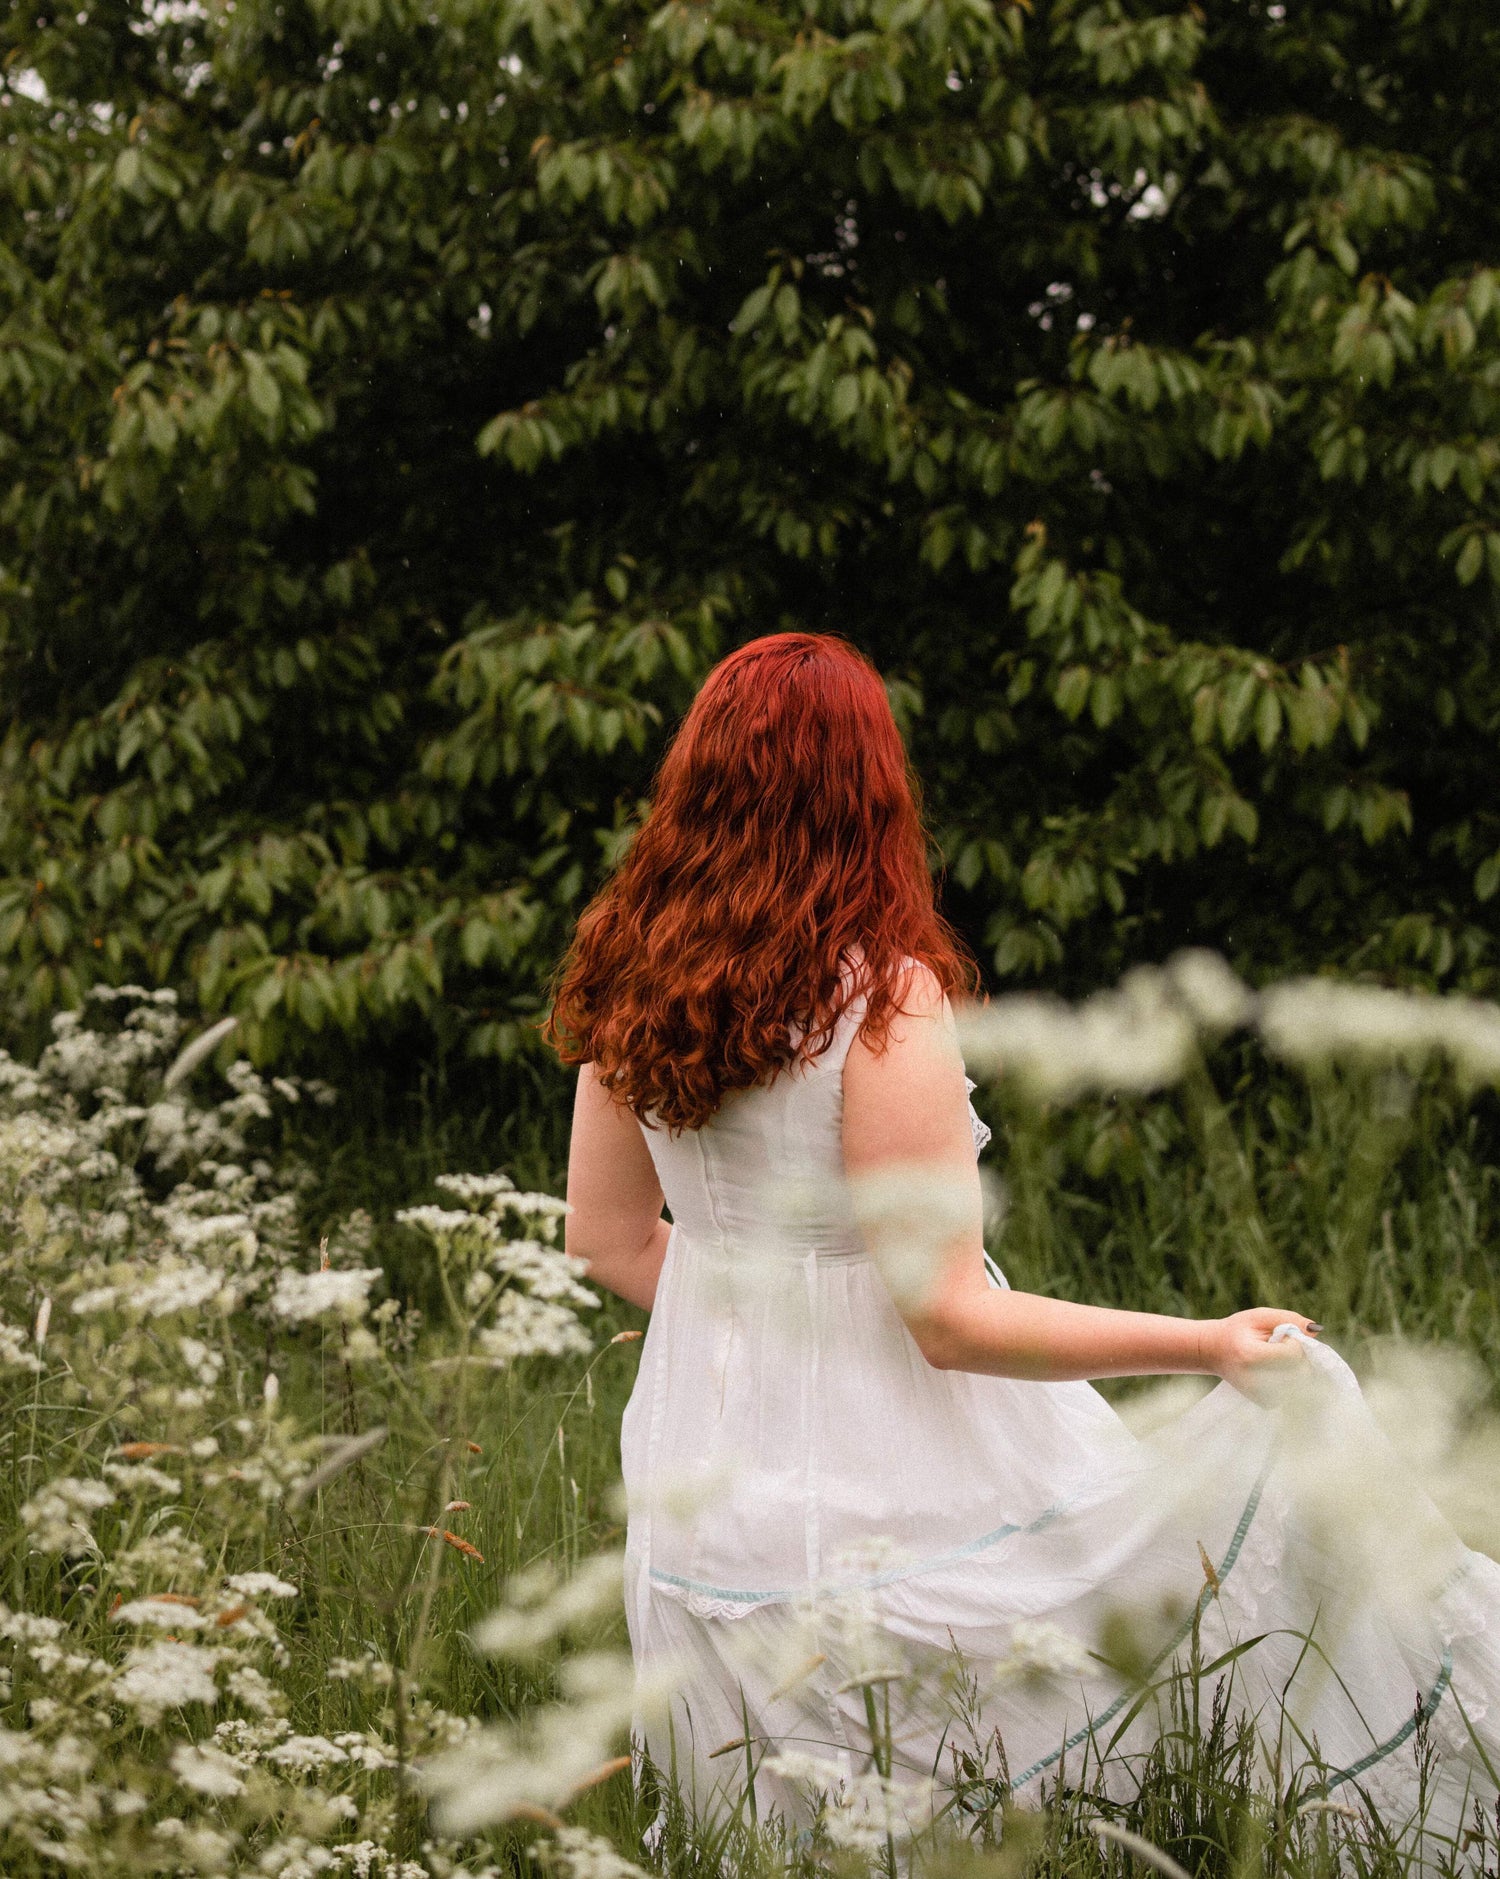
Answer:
[271,1265,383,1324]
[958,963,1202,1102]
[960,950,1500,1101]
[421,1653,648,1834]
[765,1749,937,1854]
[471,1550,625,1658]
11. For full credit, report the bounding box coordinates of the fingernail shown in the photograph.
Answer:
[1306,1323,1323,1335]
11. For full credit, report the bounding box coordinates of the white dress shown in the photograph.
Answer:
[620,990,1500,1848]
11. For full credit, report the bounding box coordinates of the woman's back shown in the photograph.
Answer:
[623,992,1125,1617]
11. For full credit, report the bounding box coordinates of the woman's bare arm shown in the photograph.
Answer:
[564,1064,671,1312]
[842,966,1318,1392]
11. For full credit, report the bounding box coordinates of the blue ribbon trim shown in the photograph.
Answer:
[649,1458,1456,1804]
[648,1492,1081,1609]
[1007,1471,1268,1790]
[1324,1650,1453,1794]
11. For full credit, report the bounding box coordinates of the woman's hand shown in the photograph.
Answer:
[1203,1308,1322,1402]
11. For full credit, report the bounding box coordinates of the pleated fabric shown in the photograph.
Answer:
[620,994,1500,1848]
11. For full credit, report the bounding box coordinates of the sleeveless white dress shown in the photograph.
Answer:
[620,990,1500,1847]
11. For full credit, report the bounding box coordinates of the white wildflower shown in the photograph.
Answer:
[213,1716,293,1758]
[153,1820,237,1870]
[224,1664,287,1717]
[396,1202,486,1237]
[247,1832,339,1875]
[0,1114,82,1181]
[331,1845,428,1879]
[434,1171,519,1202]
[330,1732,399,1771]
[114,1527,207,1590]
[113,1598,209,1630]
[114,1640,221,1723]
[266,1733,349,1771]
[822,1769,937,1852]
[842,1165,982,1307]
[435,1172,570,1225]
[958,968,1196,1102]
[170,1740,247,1797]
[765,1753,936,1852]
[21,1476,115,1553]
[325,1652,396,1689]
[1259,978,1500,1084]
[179,1336,225,1386]
[167,1211,257,1260]
[0,1608,66,1645]
[104,1463,183,1496]
[473,1292,592,1368]
[126,1262,232,1318]
[143,1099,192,1161]
[0,1320,42,1373]
[1001,1618,1092,1680]
[488,1239,598,1307]
[421,1651,642,1832]
[534,1826,650,1879]
[71,1285,121,1316]
[270,1267,382,1324]
[225,1571,299,1600]
[1162,948,1256,1033]
[1114,1373,1215,1441]
[472,1551,624,1658]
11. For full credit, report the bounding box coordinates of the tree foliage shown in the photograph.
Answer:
[3,0,1500,1067]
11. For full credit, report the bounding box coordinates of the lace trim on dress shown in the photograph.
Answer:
[965,1078,992,1155]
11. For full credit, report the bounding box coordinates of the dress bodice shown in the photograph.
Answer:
[638,1002,866,1263]
[637,990,992,1263]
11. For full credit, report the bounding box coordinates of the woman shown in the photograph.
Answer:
[547,633,1500,1844]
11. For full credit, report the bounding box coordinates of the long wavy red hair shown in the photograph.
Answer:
[544,633,977,1130]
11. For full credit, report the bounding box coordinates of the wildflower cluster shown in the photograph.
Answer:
[0,989,620,1876]
[958,949,1500,1101]
[398,1175,595,1371]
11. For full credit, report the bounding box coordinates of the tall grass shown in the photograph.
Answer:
[2,969,1500,1876]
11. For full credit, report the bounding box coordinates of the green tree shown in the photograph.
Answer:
[3,0,1500,1070]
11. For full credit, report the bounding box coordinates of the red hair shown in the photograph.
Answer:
[544,633,977,1130]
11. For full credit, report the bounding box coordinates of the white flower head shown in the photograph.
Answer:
[958,970,1197,1104]
[170,1740,246,1797]
[127,1263,234,1319]
[1000,1618,1092,1682]
[842,1164,980,1307]
[266,1733,350,1771]
[270,1267,382,1325]
[114,1640,222,1724]
[533,1826,650,1879]
[225,1571,299,1601]
[114,1598,208,1631]
[765,1752,936,1851]
[473,1293,592,1369]
[0,1321,42,1374]
[21,1476,115,1554]
[1163,948,1255,1033]
[472,1550,624,1658]
[421,1651,640,1833]
[1259,978,1500,1085]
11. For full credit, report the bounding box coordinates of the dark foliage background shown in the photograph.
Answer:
[4,0,1500,1108]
